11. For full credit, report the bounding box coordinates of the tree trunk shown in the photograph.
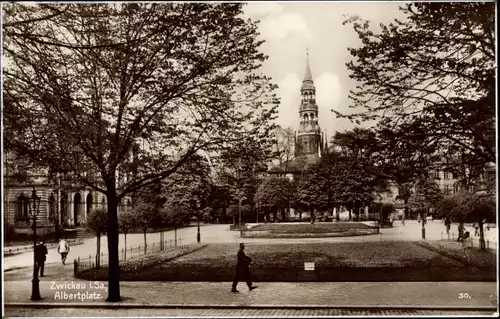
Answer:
[174,226,177,246]
[143,230,147,254]
[348,208,352,221]
[96,233,101,269]
[124,233,127,261]
[404,199,408,219]
[105,187,120,302]
[479,220,486,250]
[299,210,302,222]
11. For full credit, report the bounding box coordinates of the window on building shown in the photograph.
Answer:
[433,171,440,179]
[16,195,29,221]
[443,172,450,179]
[453,183,459,193]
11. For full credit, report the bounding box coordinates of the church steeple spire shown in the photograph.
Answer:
[296,49,321,161]
[304,48,313,82]
[301,49,315,91]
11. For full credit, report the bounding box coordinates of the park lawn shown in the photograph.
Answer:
[414,240,496,269]
[168,242,462,268]
[78,242,496,281]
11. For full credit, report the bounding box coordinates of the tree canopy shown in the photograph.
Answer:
[3,3,278,302]
[255,177,295,214]
[340,2,495,170]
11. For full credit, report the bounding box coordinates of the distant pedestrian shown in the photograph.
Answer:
[57,237,70,265]
[35,240,48,277]
[444,217,451,235]
[473,221,479,236]
[231,243,257,293]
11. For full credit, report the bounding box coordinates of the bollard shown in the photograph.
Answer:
[74,259,77,276]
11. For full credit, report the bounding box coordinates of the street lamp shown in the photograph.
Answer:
[29,187,42,301]
[192,199,201,243]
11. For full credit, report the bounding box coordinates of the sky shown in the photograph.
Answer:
[243,2,408,141]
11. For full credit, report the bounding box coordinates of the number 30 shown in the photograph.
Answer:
[458,293,470,299]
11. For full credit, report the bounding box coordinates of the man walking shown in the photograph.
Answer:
[35,240,48,277]
[57,237,70,265]
[231,243,257,292]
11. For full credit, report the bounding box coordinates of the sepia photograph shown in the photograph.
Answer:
[1,1,497,317]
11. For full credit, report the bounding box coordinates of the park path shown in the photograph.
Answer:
[4,280,497,309]
[3,220,497,272]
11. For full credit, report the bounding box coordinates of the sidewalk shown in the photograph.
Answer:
[4,238,84,257]
[4,280,497,310]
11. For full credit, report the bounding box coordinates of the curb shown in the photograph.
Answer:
[4,302,498,311]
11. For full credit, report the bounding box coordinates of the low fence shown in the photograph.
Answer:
[76,262,496,282]
[4,238,84,257]
[240,223,380,238]
[439,231,497,250]
[73,237,186,275]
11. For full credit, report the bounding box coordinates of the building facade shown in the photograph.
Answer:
[3,151,131,238]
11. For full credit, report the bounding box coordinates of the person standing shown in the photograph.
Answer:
[444,217,451,236]
[473,221,479,236]
[57,237,70,265]
[231,243,257,292]
[35,240,48,277]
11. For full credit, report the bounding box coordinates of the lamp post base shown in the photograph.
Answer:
[31,278,41,301]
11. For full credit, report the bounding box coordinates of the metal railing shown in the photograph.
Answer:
[74,261,496,282]
[74,237,185,274]
[439,231,497,250]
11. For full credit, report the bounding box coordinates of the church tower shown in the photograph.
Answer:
[295,51,323,163]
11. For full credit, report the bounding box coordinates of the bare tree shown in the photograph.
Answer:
[3,3,278,301]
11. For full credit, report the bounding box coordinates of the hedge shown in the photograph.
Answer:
[77,262,495,282]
